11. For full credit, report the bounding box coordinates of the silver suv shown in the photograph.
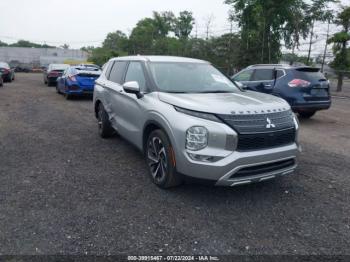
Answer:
[93,56,300,188]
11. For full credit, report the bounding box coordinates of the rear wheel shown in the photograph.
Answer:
[97,103,114,138]
[299,111,316,119]
[146,129,182,189]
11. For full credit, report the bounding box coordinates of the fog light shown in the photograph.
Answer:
[186,126,208,151]
[188,153,215,162]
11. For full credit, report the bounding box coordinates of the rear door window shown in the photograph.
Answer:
[252,69,274,81]
[109,61,128,84]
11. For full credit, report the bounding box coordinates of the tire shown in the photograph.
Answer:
[146,129,182,189]
[64,93,71,100]
[97,103,114,138]
[6,76,12,83]
[299,111,316,119]
[56,84,61,94]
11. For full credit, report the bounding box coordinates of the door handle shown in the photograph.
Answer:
[264,84,272,87]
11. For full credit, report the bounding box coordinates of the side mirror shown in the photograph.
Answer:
[234,81,247,90]
[123,81,143,98]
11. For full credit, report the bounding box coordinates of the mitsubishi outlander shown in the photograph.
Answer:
[93,56,300,188]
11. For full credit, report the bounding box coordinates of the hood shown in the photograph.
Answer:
[158,91,290,115]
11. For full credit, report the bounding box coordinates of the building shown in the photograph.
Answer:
[0,47,88,68]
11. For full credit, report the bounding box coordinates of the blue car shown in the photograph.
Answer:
[56,65,101,99]
[232,64,331,118]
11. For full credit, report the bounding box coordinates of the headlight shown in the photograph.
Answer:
[175,107,221,123]
[186,126,208,151]
[293,113,299,130]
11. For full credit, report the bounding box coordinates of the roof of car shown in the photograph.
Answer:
[247,64,293,69]
[111,55,209,64]
[246,64,320,70]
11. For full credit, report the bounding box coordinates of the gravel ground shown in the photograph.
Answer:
[0,73,349,255]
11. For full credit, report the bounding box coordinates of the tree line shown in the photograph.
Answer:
[81,0,350,90]
[1,1,349,90]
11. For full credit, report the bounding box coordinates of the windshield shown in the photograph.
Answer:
[149,62,239,93]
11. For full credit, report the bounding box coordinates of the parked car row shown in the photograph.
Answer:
[44,56,331,189]
[43,63,102,99]
[231,64,331,118]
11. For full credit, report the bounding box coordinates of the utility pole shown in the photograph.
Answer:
[321,21,330,73]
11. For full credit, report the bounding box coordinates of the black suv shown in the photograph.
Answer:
[232,64,331,118]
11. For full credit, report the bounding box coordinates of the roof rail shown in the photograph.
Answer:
[247,64,287,68]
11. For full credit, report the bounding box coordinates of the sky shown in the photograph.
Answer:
[0,0,232,48]
[0,0,347,59]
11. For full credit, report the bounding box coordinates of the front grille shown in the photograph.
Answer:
[217,110,295,134]
[237,128,296,151]
[230,159,295,179]
[217,110,296,151]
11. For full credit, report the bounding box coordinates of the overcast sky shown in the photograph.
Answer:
[0,0,232,48]
[0,0,347,58]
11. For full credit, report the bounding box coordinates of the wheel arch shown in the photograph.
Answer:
[142,119,175,155]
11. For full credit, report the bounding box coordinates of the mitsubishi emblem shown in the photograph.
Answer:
[266,118,276,129]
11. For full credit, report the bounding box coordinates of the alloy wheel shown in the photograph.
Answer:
[147,136,168,183]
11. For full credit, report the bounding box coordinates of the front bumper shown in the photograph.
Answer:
[176,143,299,187]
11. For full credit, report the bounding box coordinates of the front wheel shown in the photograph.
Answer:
[299,111,316,119]
[64,93,71,100]
[56,84,61,94]
[146,130,182,189]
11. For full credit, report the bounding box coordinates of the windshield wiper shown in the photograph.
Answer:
[164,91,187,93]
[198,90,234,94]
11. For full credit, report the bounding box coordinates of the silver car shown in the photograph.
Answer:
[93,56,300,188]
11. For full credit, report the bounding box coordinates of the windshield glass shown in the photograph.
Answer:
[149,62,239,93]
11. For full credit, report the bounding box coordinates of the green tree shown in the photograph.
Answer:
[304,0,335,65]
[225,0,297,66]
[9,40,55,48]
[0,40,8,47]
[152,11,175,37]
[88,47,127,66]
[281,53,309,65]
[328,6,350,91]
[225,0,335,67]
[174,11,195,39]
[102,30,128,51]
[61,43,70,49]
[129,18,157,54]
